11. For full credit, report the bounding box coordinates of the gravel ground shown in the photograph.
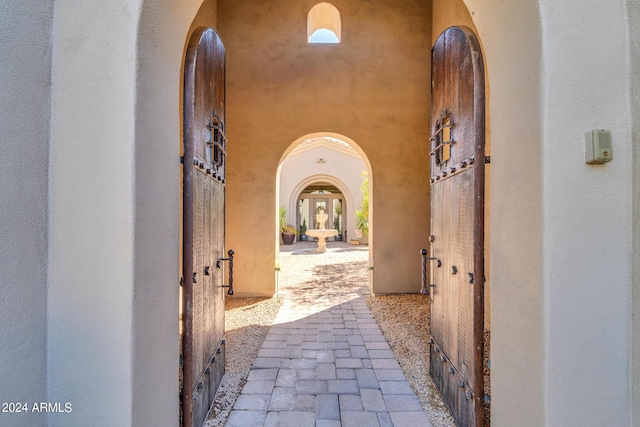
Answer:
[204,243,473,426]
[365,294,456,427]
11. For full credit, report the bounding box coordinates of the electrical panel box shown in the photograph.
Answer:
[585,129,613,164]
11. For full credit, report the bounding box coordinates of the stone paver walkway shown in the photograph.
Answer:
[226,242,432,427]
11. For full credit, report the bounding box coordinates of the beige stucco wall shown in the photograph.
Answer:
[48,1,139,425]
[46,0,211,425]
[631,0,640,422]
[134,2,220,425]
[0,2,52,426]
[538,1,632,424]
[220,0,432,296]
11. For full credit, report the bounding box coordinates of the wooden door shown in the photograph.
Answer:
[181,28,227,427]
[429,26,485,427]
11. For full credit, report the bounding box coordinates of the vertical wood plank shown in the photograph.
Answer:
[182,28,227,427]
[430,26,485,427]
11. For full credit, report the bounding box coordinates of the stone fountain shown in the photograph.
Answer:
[305,212,338,253]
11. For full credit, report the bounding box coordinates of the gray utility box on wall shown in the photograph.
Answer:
[585,129,613,164]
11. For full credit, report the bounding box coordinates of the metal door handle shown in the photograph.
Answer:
[420,249,440,294]
[217,249,234,295]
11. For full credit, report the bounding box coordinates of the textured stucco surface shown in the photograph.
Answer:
[628,0,640,423]
[0,1,52,426]
[220,0,431,296]
[132,1,214,425]
[46,0,207,425]
[540,1,632,424]
[47,1,139,425]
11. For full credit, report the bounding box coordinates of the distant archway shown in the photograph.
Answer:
[276,132,372,286]
[288,174,355,241]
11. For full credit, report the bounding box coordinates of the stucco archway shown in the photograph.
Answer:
[127,3,213,425]
[278,132,371,168]
[30,1,637,426]
[276,132,373,286]
[45,1,209,425]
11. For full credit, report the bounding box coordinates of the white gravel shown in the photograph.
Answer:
[365,294,456,427]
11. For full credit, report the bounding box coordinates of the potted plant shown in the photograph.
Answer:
[279,207,297,245]
[281,224,296,245]
[299,218,308,241]
[354,209,368,244]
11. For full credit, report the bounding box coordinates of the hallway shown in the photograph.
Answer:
[225,242,433,426]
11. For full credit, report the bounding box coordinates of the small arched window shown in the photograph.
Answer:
[307,3,341,44]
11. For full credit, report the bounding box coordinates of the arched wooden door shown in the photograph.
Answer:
[181,28,228,427]
[429,26,486,427]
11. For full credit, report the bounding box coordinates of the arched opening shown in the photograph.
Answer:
[126,0,636,425]
[112,2,537,419]
[307,2,341,43]
[276,132,372,288]
[6,0,639,425]
[287,175,356,244]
